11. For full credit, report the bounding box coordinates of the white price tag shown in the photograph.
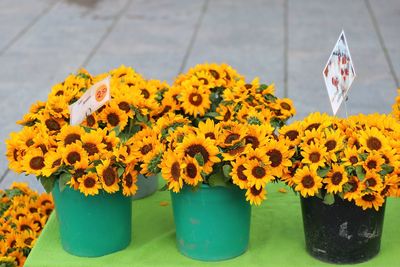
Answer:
[69,77,111,125]
[323,30,356,115]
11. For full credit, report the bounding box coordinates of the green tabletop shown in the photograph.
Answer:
[25,183,400,267]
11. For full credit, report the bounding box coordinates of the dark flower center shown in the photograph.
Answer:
[186,163,197,179]
[188,93,203,106]
[250,186,262,196]
[225,133,240,144]
[237,165,247,181]
[107,113,120,127]
[302,175,315,188]
[331,172,343,185]
[141,89,150,99]
[83,142,99,156]
[245,135,260,149]
[280,102,291,110]
[252,166,266,179]
[30,156,45,170]
[209,69,220,79]
[366,160,377,169]
[65,133,80,145]
[223,109,231,121]
[325,140,337,152]
[362,194,376,202]
[140,144,153,155]
[366,178,377,187]
[84,177,96,188]
[305,123,320,132]
[285,130,299,141]
[45,118,61,131]
[171,162,180,181]
[267,149,283,167]
[86,115,96,127]
[103,166,117,186]
[349,156,358,164]
[205,132,216,140]
[125,173,133,187]
[67,152,81,165]
[367,137,382,151]
[309,152,321,163]
[118,102,131,112]
[185,144,209,163]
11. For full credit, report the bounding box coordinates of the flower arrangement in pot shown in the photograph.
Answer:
[5,65,168,257]
[136,63,296,261]
[278,112,400,264]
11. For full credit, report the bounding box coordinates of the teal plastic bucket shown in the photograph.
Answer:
[52,184,132,257]
[132,173,159,200]
[170,185,251,261]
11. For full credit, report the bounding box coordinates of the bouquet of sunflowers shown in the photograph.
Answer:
[137,63,296,205]
[279,112,400,210]
[0,183,54,267]
[6,66,169,197]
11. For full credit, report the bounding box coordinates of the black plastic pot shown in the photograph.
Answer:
[300,195,386,264]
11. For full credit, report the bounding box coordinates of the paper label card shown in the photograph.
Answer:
[69,77,111,126]
[323,30,356,115]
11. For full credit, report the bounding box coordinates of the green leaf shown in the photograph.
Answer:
[317,166,331,178]
[59,172,72,192]
[204,112,219,118]
[194,153,205,166]
[257,84,269,93]
[112,125,121,136]
[40,176,56,193]
[358,153,368,161]
[208,172,228,187]
[263,93,278,102]
[159,184,168,191]
[315,190,323,200]
[118,167,125,178]
[379,164,394,176]
[323,193,335,205]
[270,117,284,129]
[355,165,365,181]
[222,165,232,179]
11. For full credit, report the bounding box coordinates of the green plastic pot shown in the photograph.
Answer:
[132,173,159,200]
[52,184,132,257]
[170,184,251,261]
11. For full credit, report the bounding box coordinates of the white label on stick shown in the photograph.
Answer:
[323,30,356,115]
[69,77,111,125]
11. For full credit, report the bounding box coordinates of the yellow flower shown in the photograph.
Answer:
[61,143,88,168]
[243,124,274,150]
[99,103,129,131]
[160,150,184,193]
[181,157,203,186]
[7,250,26,267]
[96,159,119,193]
[16,230,37,249]
[264,139,293,177]
[231,156,250,189]
[122,165,138,196]
[22,148,46,176]
[381,174,400,197]
[16,216,40,233]
[323,164,348,194]
[6,132,24,173]
[42,150,62,177]
[322,128,344,162]
[57,125,85,146]
[180,84,211,118]
[218,122,247,148]
[245,185,266,205]
[344,177,366,201]
[176,134,220,174]
[362,153,385,173]
[293,166,323,197]
[302,112,331,133]
[279,122,303,147]
[244,160,273,189]
[197,119,221,141]
[363,171,383,191]
[359,127,389,153]
[341,146,361,166]
[78,173,101,196]
[355,192,384,211]
[81,130,106,161]
[301,128,323,146]
[301,143,328,168]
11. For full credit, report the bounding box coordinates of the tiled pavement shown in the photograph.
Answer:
[0,0,399,191]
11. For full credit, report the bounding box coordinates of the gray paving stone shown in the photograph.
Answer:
[185,0,285,97]
[287,0,397,120]
[368,0,400,86]
[86,0,205,82]
[0,0,55,51]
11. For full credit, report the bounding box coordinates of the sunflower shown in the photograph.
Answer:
[344,177,366,201]
[81,131,106,161]
[16,230,37,249]
[274,98,296,118]
[131,136,159,162]
[37,194,53,207]
[22,148,46,176]
[61,142,88,168]
[302,112,331,133]
[122,165,138,196]
[101,129,120,156]
[42,150,62,177]
[245,185,267,205]
[301,143,328,168]
[231,156,250,189]
[341,146,361,166]
[363,171,383,191]
[6,133,24,173]
[359,127,389,153]
[355,192,384,211]
[322,129,344,162]
[180,85,211,118]
[279,122,303,147]
[363,153,385,173]
[301,128,323,146]
[197,119,220,141]
[244,160,273,189]
[39,112,65,133]
[18,126,39,150]
[243,124,274,150]
[78,173,101,196]
[7,250,26,267]
[5,233,18,249]
[160,150,184,193]
[323,164,348,194]
[99,103,129,131]
[81,113,98,128]
[293,166,323,197]
[40,202,54,217]
[16,216,40,233]
[381,174,400,197]
[67,160,89,190]
[57,125,84,146]
[218,123,247,149]
[264,139,293,177]
[181,157,203,186]
[381,148,399,166]
[96,159,119,193]
[221,143,248,161]
[30,213,47,233]
[176,134,220,174]
[281,162,302,187]
[113,94,134,118]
